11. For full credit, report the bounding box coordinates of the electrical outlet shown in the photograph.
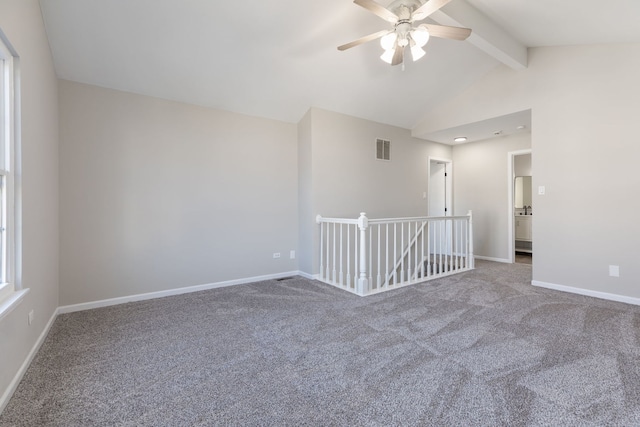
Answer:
[273,252,281,259]
[290,250,295,259]
[609,265,620,277]
[28,310,34,325]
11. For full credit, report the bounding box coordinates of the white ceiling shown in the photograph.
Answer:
[39,0,640,134]
[420,109,531,145]
[465,0,640,47]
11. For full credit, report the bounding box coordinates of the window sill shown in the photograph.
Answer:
[0,288,30,321]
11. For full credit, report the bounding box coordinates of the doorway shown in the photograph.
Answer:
[428,158,453,254]
[428,158,452,217]
[507,150,532,264]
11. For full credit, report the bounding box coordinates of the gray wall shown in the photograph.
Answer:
[415,43,640,297]
[514,153,531,176]
[297,110,313,274]
[59,81,298,306]
[298,108,452,275]
[0,0,59,406]
[452,134,531,260]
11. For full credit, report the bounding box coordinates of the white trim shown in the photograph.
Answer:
[296,271,319,280]
[532,280,640,306]
[58,271,301,314]
[474,255,511,264]
[507,149,532,264]
[0,31,19,291]
[0,287,28,321]
[0,304,57,414]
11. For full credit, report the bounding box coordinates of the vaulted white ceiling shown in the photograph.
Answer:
[39,0,640,131]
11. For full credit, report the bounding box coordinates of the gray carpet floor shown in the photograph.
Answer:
[3,260,640,426]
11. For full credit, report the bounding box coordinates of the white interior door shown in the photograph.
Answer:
[429,160,452,256]
[429,161,448,216]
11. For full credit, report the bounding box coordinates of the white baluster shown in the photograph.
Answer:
[426,221,431,277]
[346,224,351,288]
[413,221,420,279]
[420,221,425,279]
[407,222,412,283]
[339,224,343,286]
[377,224,381,289]
[463,220,467,269]
[317,216,324,281]
[354,224,358,290]
[368,224,373,287]
[393,223,397,285]
[439,220,443,275]
[400,222,405,283]
[468,210,474,269]
[445,218,450,273]
[326,222,330,280]
[408,222,412,282]
[458,219,462,270]
[385,224,389,288]
[455,219,459,270]
[332,224,336,283]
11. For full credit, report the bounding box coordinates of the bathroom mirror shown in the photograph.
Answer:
[514,176,532,208]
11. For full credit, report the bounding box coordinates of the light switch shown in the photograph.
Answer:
[538,185,545,195]
[609,265,620,277]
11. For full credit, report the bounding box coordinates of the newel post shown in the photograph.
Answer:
[467,210,475,269]
[316,215,323,280]
[357,212,369,295]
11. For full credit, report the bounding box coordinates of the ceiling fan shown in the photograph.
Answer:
[338,0,472,66]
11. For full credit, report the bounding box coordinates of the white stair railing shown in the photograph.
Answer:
[316,211,474,296]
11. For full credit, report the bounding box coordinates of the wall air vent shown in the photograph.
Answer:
[376,138,391,161]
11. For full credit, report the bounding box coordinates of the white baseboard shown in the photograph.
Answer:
[474,255,511,264]
[0,306,58,414]
[58,270,301,314]
[296,271,319,280]
[532,280,640,306]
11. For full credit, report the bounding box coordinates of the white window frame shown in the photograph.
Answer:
[0,29,26,320]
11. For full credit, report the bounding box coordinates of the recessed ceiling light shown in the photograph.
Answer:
[454,137,467,143]
[516,125,526,130]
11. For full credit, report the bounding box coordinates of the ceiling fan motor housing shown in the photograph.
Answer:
[387,0,426,16]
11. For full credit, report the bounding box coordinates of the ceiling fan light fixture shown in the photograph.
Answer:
[338,0,472,67]
[410,44,425,61]
[380,48,395,64]
[410,26,430,47]
[380,32,397,50]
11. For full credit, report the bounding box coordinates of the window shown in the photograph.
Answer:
[0,29,24,319]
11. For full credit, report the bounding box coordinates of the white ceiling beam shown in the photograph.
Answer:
[430,1,528,70]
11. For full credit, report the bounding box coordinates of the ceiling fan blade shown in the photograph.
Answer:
[422,24,471,40]
[412,0,453,21]
[391,45,404,66]
[353,0,399,23]
[338,29,390,51]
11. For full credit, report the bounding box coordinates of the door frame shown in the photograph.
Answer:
[427,157,453,217]
[507,149,532,263]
